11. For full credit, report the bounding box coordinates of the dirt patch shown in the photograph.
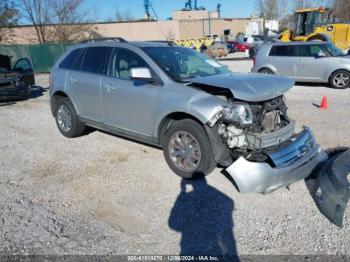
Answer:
[91,200,149,235]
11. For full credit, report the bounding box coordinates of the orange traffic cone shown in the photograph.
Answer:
[320,96,328,110]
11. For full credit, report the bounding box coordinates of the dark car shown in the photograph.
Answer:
[0,54,35,101]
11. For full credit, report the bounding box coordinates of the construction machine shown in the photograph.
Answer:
[280,8,350,50]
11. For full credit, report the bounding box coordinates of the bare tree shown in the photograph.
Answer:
[289,0,332,12]
[115,5,134,22]
[255,0,283,20]
[333,0,350,20]
[20,0,50,43]
[47,0,95,42]
[0,0,18,42]
[20,0,96,43]
[290,0,312,10]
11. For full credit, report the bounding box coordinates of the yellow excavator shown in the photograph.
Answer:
[280,8,350,51]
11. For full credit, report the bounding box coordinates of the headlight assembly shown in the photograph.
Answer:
[221,103,253,126]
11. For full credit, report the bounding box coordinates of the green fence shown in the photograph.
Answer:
[0,43,72,73]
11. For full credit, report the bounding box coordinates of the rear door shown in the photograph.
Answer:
[268,45,298,78]
[13,58,35,86]
[66,46,112,122]
[296,44,329,81]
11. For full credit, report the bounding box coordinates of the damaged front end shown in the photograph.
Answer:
[206,95,327,194]
[189,74,348,225]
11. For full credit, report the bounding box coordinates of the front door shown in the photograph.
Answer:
[296,44,329,81]
[101,47,158,137]
[13,58,35,86]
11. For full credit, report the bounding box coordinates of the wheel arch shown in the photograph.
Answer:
[329,68,350,81]
[258,66,276,74]
[50,91,75,117]
[156,112,233,167]
[157,112,205,144]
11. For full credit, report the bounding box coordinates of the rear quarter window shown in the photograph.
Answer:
[269,45,297,57]
[59,48,84,70]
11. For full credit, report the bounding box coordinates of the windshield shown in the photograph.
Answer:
[142,47,231,82]
[323,43,346,57]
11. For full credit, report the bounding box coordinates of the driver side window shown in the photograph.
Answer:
[108,48,150,80]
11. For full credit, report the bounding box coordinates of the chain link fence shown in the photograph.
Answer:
[0,44,72,73]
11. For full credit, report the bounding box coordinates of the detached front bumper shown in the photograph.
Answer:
[225,128,328,193]
[0,83,29,101]
[315,150,350,227]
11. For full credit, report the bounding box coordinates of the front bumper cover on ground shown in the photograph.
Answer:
[0,83,29,101]
[225,128,328,193]
[315,150,350,227]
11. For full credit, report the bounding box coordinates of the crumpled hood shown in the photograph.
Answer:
[190,73,294,102]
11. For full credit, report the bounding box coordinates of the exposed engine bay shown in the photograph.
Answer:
[208,94,294,164]
[216,96,290,147]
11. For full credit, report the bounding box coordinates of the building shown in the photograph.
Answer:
[3,9,264,44]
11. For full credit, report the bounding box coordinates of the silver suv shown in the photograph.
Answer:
[50,39,326,193]
[252,42,350,89]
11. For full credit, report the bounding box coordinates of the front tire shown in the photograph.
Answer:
[162,119,216,179]
[259,68,274,74]
[330,70,350,89]
[54,97,85,138]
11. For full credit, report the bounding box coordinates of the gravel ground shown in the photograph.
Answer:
[0,57,350,256]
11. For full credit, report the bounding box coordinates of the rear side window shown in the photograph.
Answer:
[269,45,297,57]
[59,48,84,70]
[81,47,112,74]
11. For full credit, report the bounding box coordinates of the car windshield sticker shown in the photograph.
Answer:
[206,60,222,68]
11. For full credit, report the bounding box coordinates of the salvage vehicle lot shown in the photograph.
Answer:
[1,58,350,255]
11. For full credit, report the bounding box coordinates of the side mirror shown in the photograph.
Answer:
[316,52,327,58]
[129,68,154,83]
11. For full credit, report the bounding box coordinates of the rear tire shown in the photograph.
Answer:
[330,70,350,89]
[259,68,274,74]
[162,119,216,179]
[54,97,85,138]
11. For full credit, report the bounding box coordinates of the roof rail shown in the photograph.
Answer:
[79,37,128,43]
[148,40,178,46]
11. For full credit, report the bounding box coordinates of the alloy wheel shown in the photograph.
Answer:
[333,73,349,88]
[168,131,202,172]
[57,104,72,133]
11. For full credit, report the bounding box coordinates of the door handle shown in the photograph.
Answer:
[105,84,116,92]
[69,78,77,84]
